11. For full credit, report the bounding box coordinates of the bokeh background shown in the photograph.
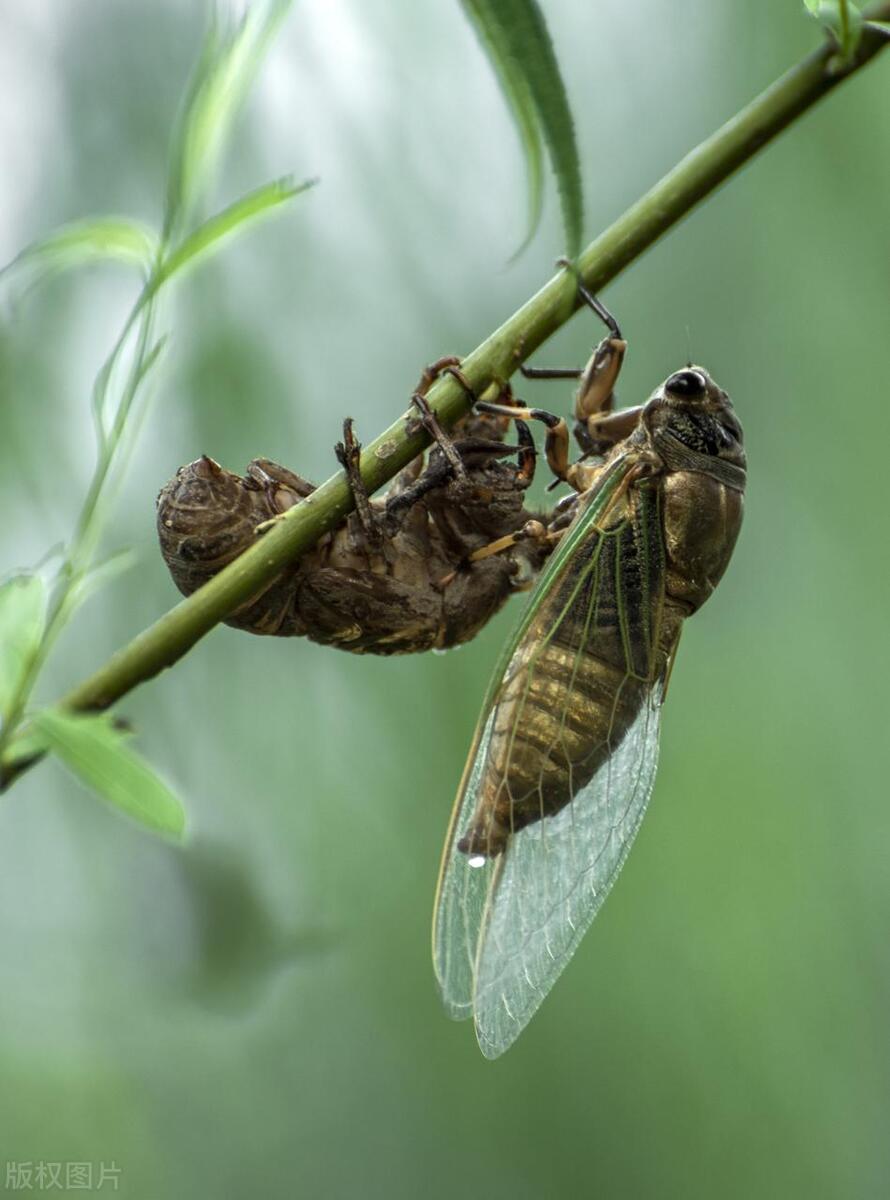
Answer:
[1,2,889,1197]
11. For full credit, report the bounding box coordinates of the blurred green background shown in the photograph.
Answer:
[1,2,889,1197]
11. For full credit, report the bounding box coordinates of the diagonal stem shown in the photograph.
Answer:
[2,10,889,786]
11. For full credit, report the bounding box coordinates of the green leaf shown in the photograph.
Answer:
[90,174,308,453]
[460,0,583,257]
[459,2,544,257]
[865,20,890,34]
[152,176,315,295]
[1,722,49,767]
[0,218,159,293]
[165,0,293,233]
[0,575,47,721]
[36,709,186,839]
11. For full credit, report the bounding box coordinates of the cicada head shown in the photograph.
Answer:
[639,366,746,614]
[643,365,746,481]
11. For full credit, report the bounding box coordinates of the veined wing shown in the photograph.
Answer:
[432,454,635,1017]
[433,452,668,1056]
[472,682,662,1056]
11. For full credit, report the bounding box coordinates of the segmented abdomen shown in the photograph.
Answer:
[459,484,681,858]
[157,456,302,635]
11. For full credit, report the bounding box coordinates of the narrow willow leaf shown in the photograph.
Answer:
[0,575,47,720]
[91,174,305,464]
[459,1,544,256]
[152,176,315,295]
[92,173,307,433]
[865,20,890,34]
[460,0,583,256]
[0,218,158,294]
[37,709,186,839]
[165,0,293,232]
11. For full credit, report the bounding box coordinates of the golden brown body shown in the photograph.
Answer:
[433,287,749,1057]
[456,366,746,857]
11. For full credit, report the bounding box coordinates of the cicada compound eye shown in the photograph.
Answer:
[665,368,707,397]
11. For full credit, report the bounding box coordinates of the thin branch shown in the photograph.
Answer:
[3,11,889,785]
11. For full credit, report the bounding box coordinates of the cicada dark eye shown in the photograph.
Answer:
[666,369,707,397]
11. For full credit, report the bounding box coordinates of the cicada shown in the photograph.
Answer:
[433,286,746,1058]
[157,361,549,654]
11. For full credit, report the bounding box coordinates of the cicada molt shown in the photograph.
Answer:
[433,285,746,1058]
[156,360,549,654]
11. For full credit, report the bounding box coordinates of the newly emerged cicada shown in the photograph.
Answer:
[433,285,746,1058]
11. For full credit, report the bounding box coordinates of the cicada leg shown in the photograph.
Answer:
[473,397,579,490]
[384,356,475,508]
[582,404,645,451]
[403,355,523,474]
[413,354,464,400]
[387,407,537,543]
[334,417,383,547]
[462,517,555,562]
[247,458,316,500]
[436,518,555,589]
[249,459,317,533]
[428,417,546,588]
[407,357,483,482]
[473,388,641,495]
[383,455,452,526]
[333,355,487,544]
[571,281,627,435]
[519,267,633,457]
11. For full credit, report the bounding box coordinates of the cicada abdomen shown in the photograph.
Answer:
[157,455,317,636]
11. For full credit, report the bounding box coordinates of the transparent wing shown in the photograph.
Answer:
[471,681,662,1058]
[432,706,501,1019]
[433,454,668,1056]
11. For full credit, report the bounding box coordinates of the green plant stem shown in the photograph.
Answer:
[2,11,889,785]
[0,271,161,766]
